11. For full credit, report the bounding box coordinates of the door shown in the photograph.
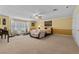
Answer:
[75,15,79,46]
[73,13,79,47]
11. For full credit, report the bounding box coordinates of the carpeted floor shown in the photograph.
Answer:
[0,34,79,54]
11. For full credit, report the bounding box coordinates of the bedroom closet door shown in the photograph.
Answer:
[72,6,79,47]
[75,15,79,47]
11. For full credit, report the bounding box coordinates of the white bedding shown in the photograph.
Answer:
[30,29,45,38]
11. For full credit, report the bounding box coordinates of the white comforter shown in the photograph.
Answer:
[30,29,45,38]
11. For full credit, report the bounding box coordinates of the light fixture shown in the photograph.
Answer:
[66,6,69,8]
[53,9,58,11]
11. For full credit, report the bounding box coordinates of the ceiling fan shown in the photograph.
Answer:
[33,13,44,19]
[27,9,47,19]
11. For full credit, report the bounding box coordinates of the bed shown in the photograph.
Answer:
[30,29,46,39]
[29,27,53,39]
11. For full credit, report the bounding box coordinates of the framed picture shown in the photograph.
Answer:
[31,22,36,26]
[31,23,35,26]
[44,21,52,26]
[2,18,6,25]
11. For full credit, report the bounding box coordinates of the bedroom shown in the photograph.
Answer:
[0,5,79,53]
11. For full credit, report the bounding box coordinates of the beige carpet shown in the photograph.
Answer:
[0,34,79,54]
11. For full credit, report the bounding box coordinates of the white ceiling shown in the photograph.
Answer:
[0,5,75,20]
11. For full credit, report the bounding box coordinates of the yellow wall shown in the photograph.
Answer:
[0,16,2,28]
[52,17,72,29]
[52,17,72,35]
[36,20,44,29]
[0,16,11,33]
[0,15,72,35]
[35,17,72,35]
